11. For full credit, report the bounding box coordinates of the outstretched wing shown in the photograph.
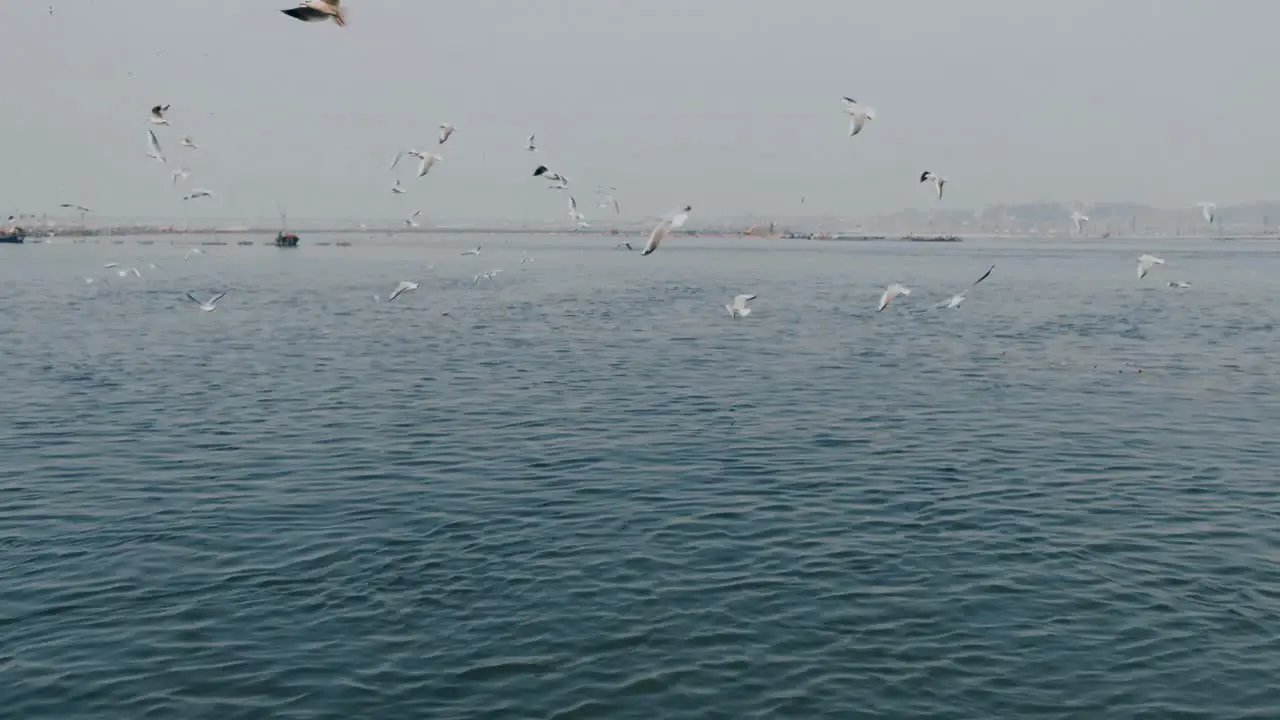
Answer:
[971,265,994,287]
[185,292,202,305]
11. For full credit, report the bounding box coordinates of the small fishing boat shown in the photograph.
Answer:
[274,232,299,247]
[0,228,26,244]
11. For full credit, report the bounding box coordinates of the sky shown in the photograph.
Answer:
[2,1,1277,224]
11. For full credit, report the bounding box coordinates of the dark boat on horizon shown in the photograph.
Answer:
[274,231,299,248]
[0,228,26,244]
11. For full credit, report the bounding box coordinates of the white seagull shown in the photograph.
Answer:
[568,195,586,223]
[149,104,170,125]
[1197,202,1216,225]
[920,171,946,200]
[388,149,423,172]
[597,191,620,214]
[391,180,406,194]
[533,164,568,187]
[438,123,455,145]
[180,136,198,149]
[936,265,994,309]
[386,280,418,302]
[416,153,442,177]
[183,189,213,201]
[520,252,533,265]
[1137,254,1165,280]
[404,209,421,228]
[840,97,877,137]
[186,291,226,312]
[184,248,204,261]
[1167,280,1192,288]
[146,129,166,163]
[281,0,345,25]
[525,134,537,152]
[171,167,192,185]
[641,205,692,256]
[460,246,481,256]
[1070,211,1089,234]
[877,283,912,312]
[725,293,756,318]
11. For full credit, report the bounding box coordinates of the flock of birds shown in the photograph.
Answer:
[56,0,1205,316]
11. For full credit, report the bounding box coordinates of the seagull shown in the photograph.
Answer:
[840,97,877,137]
[460,246,481,256]
[59,203,91,212]
[616,242,633,251]
[597,192,620,214]
[438,123,455,145]
[171,167,192,185]
[281,0,345,25]
[877,283,912,312]
[1071,211,1089,234]
[404,209,421,228]
[186,291,227,312]
[533,164,568,186]
[386,280,418,302]
[391,180,406,194]
[180,136,198,149]
[725,293,756,318]
[935,265,994,309]
[575,220,592,230]
[1197,202,1216,224]
[525,134,537,152]
[146,129,166,163]
[920,171,946,200]
[103,262,120,268]
[388,149,423,172]
[641,205,692,256]
[183,189,213,201]
[1137,254,1165,280]
[416,153,442,177]
[520,252,533,265]
[1167,280,1192,288]
[149,104,170,125]
[184,248,204,261]
[568,195,586,223]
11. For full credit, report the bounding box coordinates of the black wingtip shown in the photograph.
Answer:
[533,165,548,177]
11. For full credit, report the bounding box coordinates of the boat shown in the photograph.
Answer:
[274,232,299,247]
[0,228,25,244]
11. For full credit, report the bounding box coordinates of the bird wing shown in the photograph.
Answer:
[388,151,405,171]
[971,265,995,287]
[209,292,227,305]
[185,292,202,305]
[644,219,672,254]
[282,6,328,22]
[569,195,578,212]
[848,112,866,136]
[733,294,756,308]
[147,129,164,159]
[920,171,934,183]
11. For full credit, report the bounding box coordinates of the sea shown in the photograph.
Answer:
[3,234,1279,719]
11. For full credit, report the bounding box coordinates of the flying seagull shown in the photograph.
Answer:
[568,195,586,223]
[184,248,204,261]
[597,191,620,214]
[146,129,166,163]
[438,123,455,145]
[1137,254,1165,280]
[59,203,91,212]
[416,153,442,177]
[404,209,421,228]
[725,293,756,319]
[183,189,213,201]
[281,0,345,25]
[840,97,877,137]
[149,104,170,125]
[533,164,568,187]
[386,280,419,303]
[1197,202,1216,224]
[391,180,406,194]
[388,149,423,172]
[525,134,537,152]
[920,171,946,200]
[936,265,995,309]
[642,205,692,256]
[180,136,198,149]
[616,242,633,251]
[460,246,481,256]
[877,283,912,312]
[1167,280,1192,288]
[171,168,192,185]
[186,291,226,312]
[1071,211,1089,234]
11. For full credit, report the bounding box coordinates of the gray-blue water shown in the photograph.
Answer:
[4,234,1280,718]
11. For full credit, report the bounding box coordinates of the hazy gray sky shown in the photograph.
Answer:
[2,1,1277,223]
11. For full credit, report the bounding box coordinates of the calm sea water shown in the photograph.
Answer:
[3,234,1280,718]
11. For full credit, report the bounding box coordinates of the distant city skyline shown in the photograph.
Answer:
[4,1,1279,225]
